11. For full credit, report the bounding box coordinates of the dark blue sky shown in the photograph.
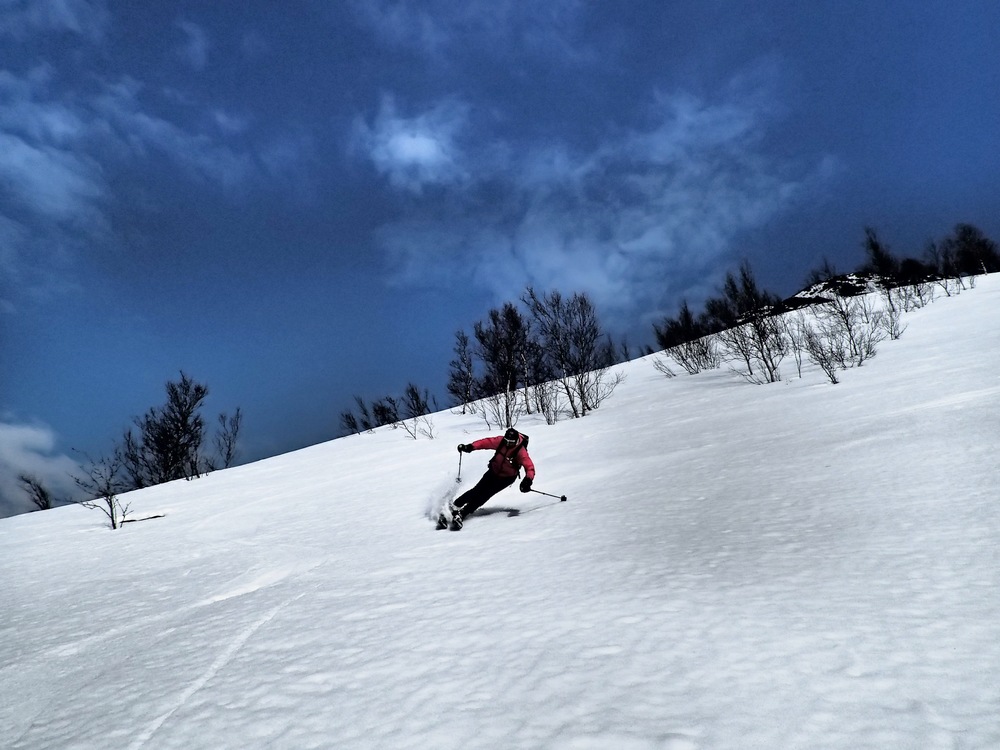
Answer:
[2,0,999,515]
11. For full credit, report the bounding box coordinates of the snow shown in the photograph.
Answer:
[3,277,999,750]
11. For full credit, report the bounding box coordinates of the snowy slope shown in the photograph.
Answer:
[2,277,999,750]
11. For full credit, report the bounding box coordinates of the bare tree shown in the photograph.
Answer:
[782,312,808,379]
[341,385,437,438]
[399,383,436,439]
[522,288,622,418]
[74,451,131,530]
[474,302,532,428]
[18,474,53,511]
[121,372,209,489]
[530,378,561,425]
[925,239,965,296]
[823,293,887,364]
[803,326,843,385]
[704,261,786,384]
[212,408,243,469]
[860,227,904,317]
[446,330,477,414]
[340,410,361,435]
[943,223,1000,277]
[479,389,520,431]
[371,396,400,428]
[349,396,376,432]
[653,300,720,375]
[652,356,677,378]
[800,292,889,383]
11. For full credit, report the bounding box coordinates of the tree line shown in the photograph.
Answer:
[340,221,997,439]
[340,287,625,436]
[651,222,999,385]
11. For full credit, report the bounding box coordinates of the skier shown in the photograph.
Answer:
[440,427,535,530]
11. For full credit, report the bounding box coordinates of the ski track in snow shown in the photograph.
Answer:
[2,277,1000,749]
[126,591,306,750]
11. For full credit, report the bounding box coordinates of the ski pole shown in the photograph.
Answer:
[530,488,567,502]
[457,452,463,483]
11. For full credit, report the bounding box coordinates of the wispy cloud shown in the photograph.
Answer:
[175,19,210,71]
[350,0,589,63]
[0,422,81,518]
[0,0,110,41]
[352,96,470,194]
[0,67,105,226]
[0,56,303,306]
[91,78,256,189]
[0,132,105,223]
[363,81,833,327]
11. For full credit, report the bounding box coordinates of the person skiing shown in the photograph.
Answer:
[440,427,535,530]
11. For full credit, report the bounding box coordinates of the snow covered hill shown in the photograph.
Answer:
[2,277,999,750]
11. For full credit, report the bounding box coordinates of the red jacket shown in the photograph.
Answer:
[470,434,535,480]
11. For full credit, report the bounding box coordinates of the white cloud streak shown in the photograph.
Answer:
[0,0,110,41]
[0,132,104,223]
[0,422,81,518]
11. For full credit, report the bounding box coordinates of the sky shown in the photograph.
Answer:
[2,0,1000,515]
[2,276,998,748]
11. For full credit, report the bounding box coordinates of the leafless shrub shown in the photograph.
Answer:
[800,292,888,382]
[669,335,721,375]
[580,369,626,412]
[398,383,436,440]
[527,379,561,425]
[718,315,787,384]
[653,301,720,375]
[209,408,242,470]
[74,451,131,530]
[523,288,621,418]
[782,313,808,379]
[652,355,677,378]
[909,282,935,309]
[822,294,887,364]
[803,328,842,385]
[479,387,522,430]
[879,302,907,341]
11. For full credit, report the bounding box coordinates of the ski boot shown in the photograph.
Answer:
[449,503,464,531]
[436,510,450,530]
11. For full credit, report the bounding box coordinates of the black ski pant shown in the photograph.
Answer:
[453,471,516,518]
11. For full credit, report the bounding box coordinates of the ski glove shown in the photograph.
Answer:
[519,477,532,493]
[458,444,474,453]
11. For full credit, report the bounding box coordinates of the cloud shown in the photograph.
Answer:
[352,96,470,193]
[0,132,105,223]
[0,422,81,518]
[91,79,256,189]
[0,0,110,41]
[175,20,210,71]
[350,0,588,63]
[0,62,288,303]
[367,83,832,327]
[0,68,106,226]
